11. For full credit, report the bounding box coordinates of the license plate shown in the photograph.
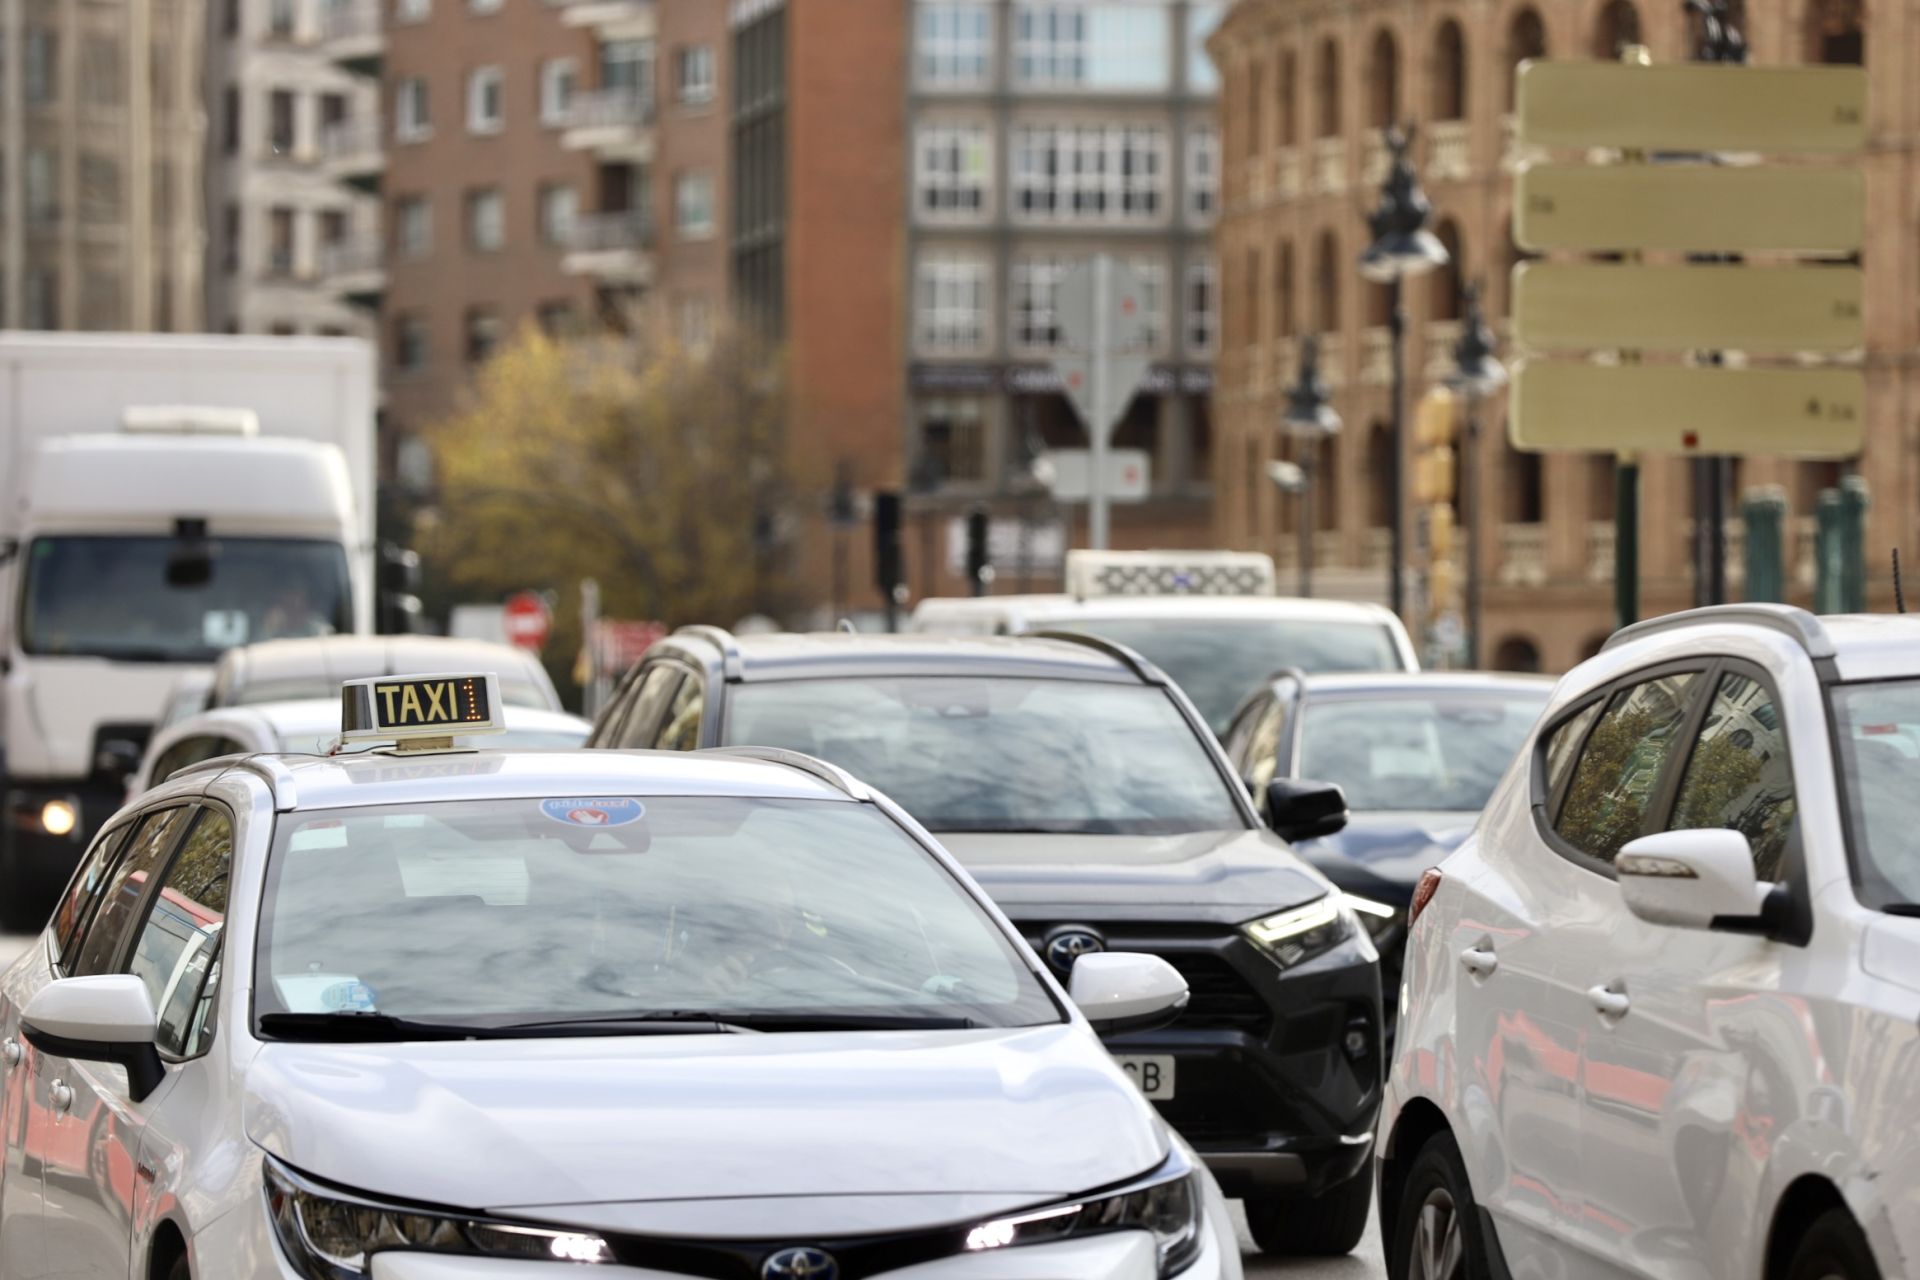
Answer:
[1115,1054,1176,1100]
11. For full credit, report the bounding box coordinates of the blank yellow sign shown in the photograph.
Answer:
[1512,262,1864,353]
[1515,165,1864,253]
[1516,62,1867,154]
[1510,361,1864,457]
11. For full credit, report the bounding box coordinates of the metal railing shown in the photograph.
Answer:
[323,0,380,42]
[1361,129,1392,187]
[1428,119,1470,182]
[561,88,657,131]
[1273,147,1303,201]
[321,118,382,161]
[1310,137,1345,195]
[1499,523,1549,587]
[1360,326,1392,385]
[321,236,383,277]
[563,211,654,252]
[1424,320,1464,380]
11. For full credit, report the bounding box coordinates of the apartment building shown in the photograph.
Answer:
[206,0,379,335]
[0,0,204,330]
[1210,0,1888,672]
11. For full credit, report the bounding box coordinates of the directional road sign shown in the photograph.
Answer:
[1052,255,1153,550]
[1515,164,1864,254]
[1513,262,1864,354]
[1509,361,1864,458]
[1044,448,1152,503]
[1516,62,1867,153]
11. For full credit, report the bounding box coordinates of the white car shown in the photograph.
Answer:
[128,697,592,794]
[0,672,1243,1280]
[1380,604,1920,1280]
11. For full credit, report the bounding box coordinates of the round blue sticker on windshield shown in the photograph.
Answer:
[540,798,646,827]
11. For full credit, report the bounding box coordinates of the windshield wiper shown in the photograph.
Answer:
[502,1011,983,1033]
[257,1012,506,1042]
[1879,903,1920,917]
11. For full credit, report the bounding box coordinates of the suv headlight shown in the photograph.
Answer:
[265,1159,613,1276]
[1240,896,1361,968]
[963,1149,1202,1277]
[1343,894,1402,943]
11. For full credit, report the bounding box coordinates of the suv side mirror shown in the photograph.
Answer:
[20,976,166,1102]
[1617,830,1769,931]
[1264,778,1349,843]
[1068,952,1189,1036]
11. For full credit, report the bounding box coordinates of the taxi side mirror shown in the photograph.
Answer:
[20,976,166,1102]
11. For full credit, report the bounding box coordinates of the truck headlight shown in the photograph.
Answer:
[964,1150,1202,1277]
[1240,896,1356,968]
[265,1159,612,1276]
[39,798,78,837]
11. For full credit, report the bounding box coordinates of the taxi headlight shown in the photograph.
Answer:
[1240,896,1357,969]
[963,1152,1202,1277]
[265,1160,612,1276]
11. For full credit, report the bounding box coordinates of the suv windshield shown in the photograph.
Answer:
[21,536,351,662]
[255,797,1059,1031]
[727,677,1246,835]
[1035,617,1405,737]
[1297,691,1548,812]
[1830,680,1920,906]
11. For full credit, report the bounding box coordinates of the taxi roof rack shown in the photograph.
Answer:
[696,745,864,799]
[675,625,744,680]
[1602,604,1835,660]
[163,753,301,809]
[1028,629,1163,684]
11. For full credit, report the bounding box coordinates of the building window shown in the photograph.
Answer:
[674,171,715,238]
[1011,254,1067,350]
[538,301,576,335]
[396,195,432,258]
[917,398,987,485]
[321,92,348,130]
[395,314,428,372]
[1506,9,1547,109]
[917,2,991,86]
[465,308,502,363]
[269,90,296,156]
[676,44,715,103]
[1187,123,1218,220]
[602,38,656,101]
[1274,240,1295,338]
[79,152,121,223]
[539,184,577,245]
[223,86,242,154]
[24,29,56,105]
[320,209,347,247]
[1012,124,1166,223]
[80,35,122,105]
[222,204,241,274]
[268,207,296,276]
[396,77,430,142]
[467,66,504,135]
[1130,257,1167,349]
[1313,230,1339,331]
[269,0,297,36]
[1368,29,1398,129]
[1014,3,1169,90]
[541,58,577,125]
[1186,257,1216,352]
[467,188,504,250]
[1430,219,1462,320]
[916,123,991,221]
[1187,2,1225,91]
[81,272,122,330]
[1593,0,1642,57]
[395,0,429,23]
[1810,0,1861,64]
[1433,20,1466,120]
[270,321,298,336]
[1316,37,1341,137]
[916,251,990,354]
[24,147,56,224]
[1277,48,1298,145]
[23,269,57,329]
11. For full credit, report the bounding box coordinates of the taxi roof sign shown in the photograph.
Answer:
[340,672,505,748]
[1067,550,1277,600]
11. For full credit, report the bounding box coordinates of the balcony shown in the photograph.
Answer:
[561,212,655,283]
[561,90,658,161]
[1310,137,1345,196]
[1498,523,1548,587]
[1587,520,1616,582]
[1317,333,1347,390]
[1362,129,1392,187]
[320,118,384,191]
[1360,527,1391,572]
[321,236,385,305]
[322,0,382,75]
[1424,320,1463,380]
[1273,147,1303,201]
[1271,338,1299,393]
[1360,326,1392,385]
[1428,119,1470,183]
[558,0,654,38]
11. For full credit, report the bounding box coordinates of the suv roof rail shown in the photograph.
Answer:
[1027,629,1162,684]
[696,745,865,799]
[1602,604,1835,660]
[674,624,744,679]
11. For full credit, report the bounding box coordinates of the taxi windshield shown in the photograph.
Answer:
[254,796,1059,1031]
[725,677,1247,835]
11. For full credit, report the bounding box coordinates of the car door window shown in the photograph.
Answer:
[1554,673,1699,866]
[587,665,647,747]
[1541,699,1604,807]
[51,823,134,966]
[67,806,193,977]
[1239,701,1288,817]
[1670,672,1797,881]
[614,666,685,749]
[127,808,232,1059]
[655,673,705,751]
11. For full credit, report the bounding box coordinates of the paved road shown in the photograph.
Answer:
[0,930,1389,1278]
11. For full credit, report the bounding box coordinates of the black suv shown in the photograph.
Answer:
[588,628,1385,1257]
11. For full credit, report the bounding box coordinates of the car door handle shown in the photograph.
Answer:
[49,1079,73,1114]
[1,1039,19,1069]
[1460,946,1499,979]
[1588,983,1631,1020]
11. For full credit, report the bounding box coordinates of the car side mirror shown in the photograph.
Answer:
[20,975,166,1102]
[1264,778,1349,843]
[1068,952,1189,1037]
[1617,830,1769,932]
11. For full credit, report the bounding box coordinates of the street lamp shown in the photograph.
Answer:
[1359,124,1449,622]
[1280,333,1344,598]
[1447,281,1506,670]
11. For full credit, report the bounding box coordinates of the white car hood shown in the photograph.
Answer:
[243,1024,1166,1224]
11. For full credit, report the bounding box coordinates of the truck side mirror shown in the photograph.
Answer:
[165,518,213,587]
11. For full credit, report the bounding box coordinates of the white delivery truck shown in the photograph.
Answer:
[0,332,378,926]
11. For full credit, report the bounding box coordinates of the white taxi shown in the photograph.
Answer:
[0,673,1242,1279]
[1380,605,1920,1280]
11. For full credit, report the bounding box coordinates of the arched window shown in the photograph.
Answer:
[1432,19,1467,120]
[1809,0,1863,64]
[1368,29,1399,129]
[1593,0,1642,58]
[1275,241,1296,338]
[1316,435,1341,531]
[1366,422,1394,527]
[1506,8,1547,109]
[1316,38,1342,138]
[1589,455,1616,520]
[1246,246,1263,343]
[1431,218,1463,321]
[1505,445,1544,522]
[1314,230,1340,332]
[1278,49,1299,146]
[1366,280,1391,327]
[1492,635,1543,673]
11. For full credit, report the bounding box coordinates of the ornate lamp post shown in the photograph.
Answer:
[1279,334,1343,597]
[1448,282,1506,670]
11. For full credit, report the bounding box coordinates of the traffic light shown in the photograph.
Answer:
[873,491,904,622]
[965,507,991,597]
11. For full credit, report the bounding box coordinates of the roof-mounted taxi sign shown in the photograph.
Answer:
[1066,550,1277,600]
[340,672,504,752]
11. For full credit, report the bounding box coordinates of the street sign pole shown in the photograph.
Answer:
[1053,254,1150,555]
[1090,257,1112,550]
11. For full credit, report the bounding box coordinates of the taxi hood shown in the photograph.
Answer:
[935,827,1328,924]
[242,1024,1166,1226]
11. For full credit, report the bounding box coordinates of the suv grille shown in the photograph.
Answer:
[1159,952,1271,1035]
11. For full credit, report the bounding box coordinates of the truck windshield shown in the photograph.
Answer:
[20,536,352,662]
